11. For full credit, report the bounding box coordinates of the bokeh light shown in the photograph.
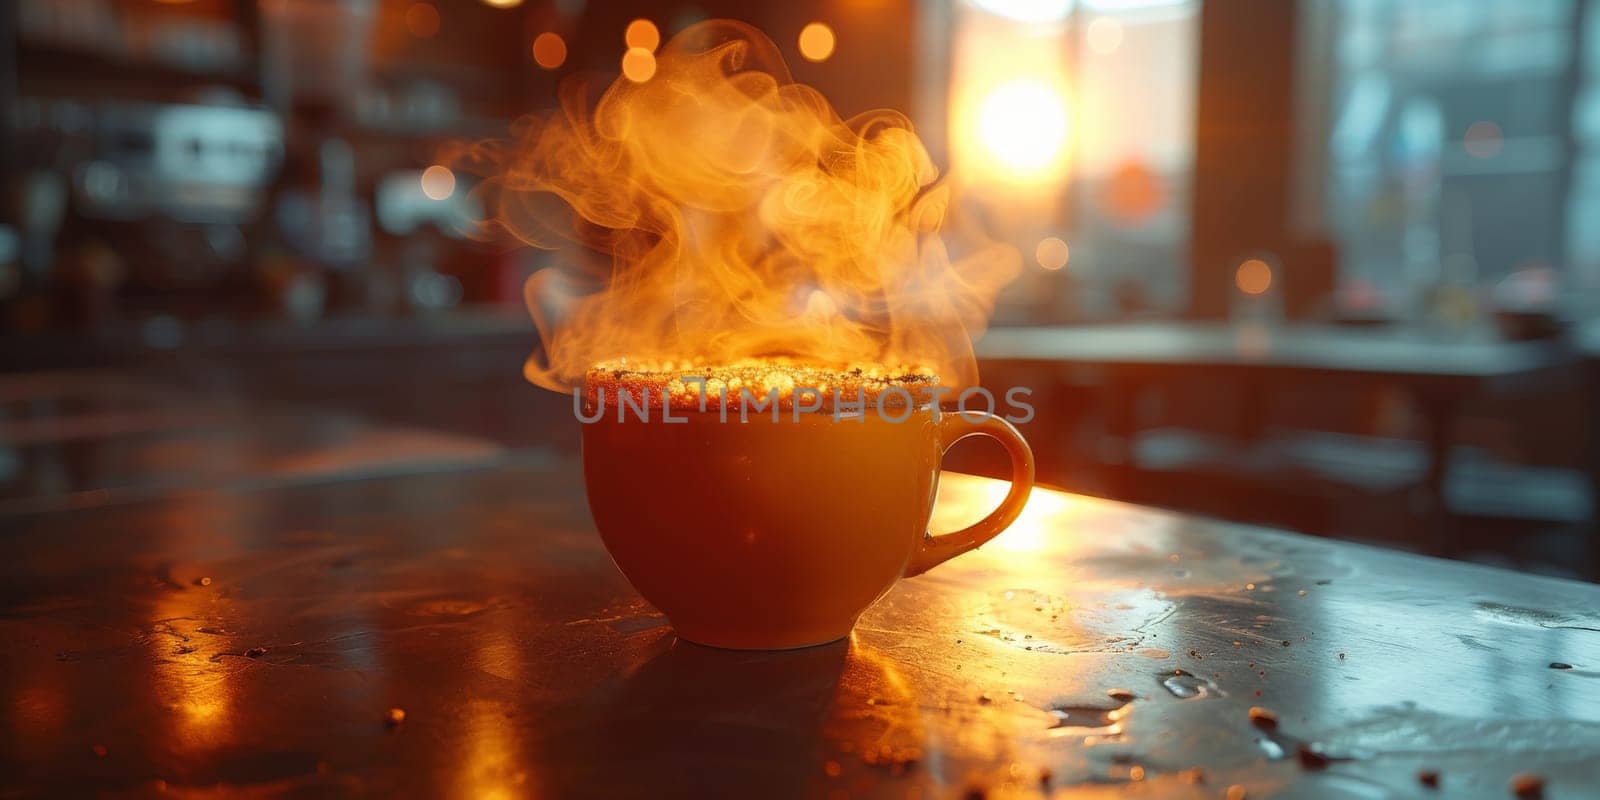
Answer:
[420,166,456,201]
[798,22,836,63]
[625,19,661,51]
[1087,17,1123,54]
[1235,258,1273,295]
[481,0,523,7]
[1104,160,1165,223]
[532,32,567,70]
[976,79,1069,177]
[1464,121,1504,159]
[405,2,440,39]
[622,47,657,82]
[1035,237,1070,271]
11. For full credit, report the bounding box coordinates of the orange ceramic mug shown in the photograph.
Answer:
[582,396,1035,650]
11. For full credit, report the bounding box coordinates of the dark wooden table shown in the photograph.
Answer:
[4,455,1598,798]
[978,322,1577,554]
[0,369,515,516]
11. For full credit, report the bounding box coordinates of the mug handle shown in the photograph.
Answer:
[905,411,1036,577]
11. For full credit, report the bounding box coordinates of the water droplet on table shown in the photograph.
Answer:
[1160,669,1220,699]
[1047,705,1120,732]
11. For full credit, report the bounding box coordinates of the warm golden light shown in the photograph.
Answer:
[455,624,527,800]
[405,2,440,38]
[1035,237,1070,271]
[976,79,1069,178]
[532,32,567,69]
[458,701,521,799]
[948,7,1073,193]
[481,0,522,7]
[621,46,657,82]
[1087,16,1123,54]
[148,589,238,754]
[420,165,456,200]
[625,19,661,51]
[482,20,1019,392]
[797,22,836,62]
[1235,258,1272,295]
[934,476,1070,555]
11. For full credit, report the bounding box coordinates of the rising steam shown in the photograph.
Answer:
[466,20,1019,391]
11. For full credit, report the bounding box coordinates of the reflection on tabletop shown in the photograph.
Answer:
[3,463,1596,798]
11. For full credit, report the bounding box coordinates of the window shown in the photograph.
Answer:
[1302,0,1594,313]
[934,0,1201,319]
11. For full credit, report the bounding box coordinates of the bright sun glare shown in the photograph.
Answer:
[976,80,1069,178]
